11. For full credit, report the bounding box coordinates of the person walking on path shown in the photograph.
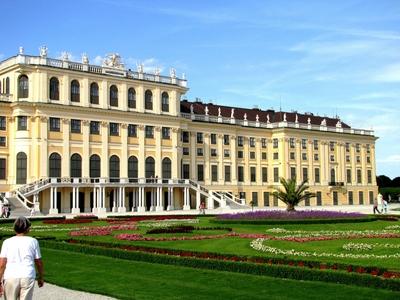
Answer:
[373,198,381,214]
[0,216,44,300]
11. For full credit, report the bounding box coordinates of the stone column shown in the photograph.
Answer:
[137,187,145,212]
[167,187,173,210]
[112,189,118,212]
[92,187,98,213]
[156,187,163,211]
[183,187,190,210]
[196,190,201,210]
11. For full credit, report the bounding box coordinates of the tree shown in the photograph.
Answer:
[391,177,400,187]
[376,175,392,188]
[273,177,316,211]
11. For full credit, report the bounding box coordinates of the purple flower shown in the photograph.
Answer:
[217,210,364,220]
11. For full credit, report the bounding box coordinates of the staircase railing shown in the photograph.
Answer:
[15,190,34,210]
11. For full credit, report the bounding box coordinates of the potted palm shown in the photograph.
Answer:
[273,177,315,211]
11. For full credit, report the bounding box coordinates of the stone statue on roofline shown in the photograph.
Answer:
[205,106,209,116]
[137,63,144,73]
[39,46,48,58]
[321,118,327,126]
[283,113,287,122]
[231,108,235,118]
[82,53,89,64]
[170,68,176,78]
[103,53,124,69]
[244,113,247,121]
[190,104,194,114]
[61,51,70,61]
[154,68,161,76]
[267,114,270,123]
[295,114,298,123]
[256,114,259,122]
[19,47,24,55]
[336,120,342,128]
[307,117,311,125]
[218,107,221,117]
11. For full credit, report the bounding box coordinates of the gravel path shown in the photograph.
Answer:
[33,282,117,300]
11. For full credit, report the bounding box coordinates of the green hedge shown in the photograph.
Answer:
[211,216,377,225]
[40,240,400,291]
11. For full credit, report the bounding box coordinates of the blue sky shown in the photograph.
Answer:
[1,0,399,178]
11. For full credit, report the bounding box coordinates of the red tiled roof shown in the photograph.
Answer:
[180,100,350,128]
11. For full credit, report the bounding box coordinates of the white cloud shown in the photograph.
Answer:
[125,57,164,74]
[377,155,400,163]
[372,63,400,82]
[93,55,103,65]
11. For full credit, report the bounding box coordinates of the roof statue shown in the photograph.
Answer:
[295,114,298,123]
[244,113,247,121]
[321,119,327,126]
[81,53,89,64]
[182,73,186,80]
[19,47,24,55]
[205,106,209,116]
[336,120,342,128]
[283,113,287,122]
[231,108,235,118]
[154,68,161,76]
[190,104,194,114]
[137,63,144,73]
[307,117,311,125]
[218,107,221,117]
[39,45,48,58]
[103,53,124,69]
[170,68,176,78]
[61,51,70,61]
[256,114,259,122]
[267,114,270,123]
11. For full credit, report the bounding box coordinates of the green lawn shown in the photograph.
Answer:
[43,248,400,300]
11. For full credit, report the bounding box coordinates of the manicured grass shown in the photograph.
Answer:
[42,248,400,300]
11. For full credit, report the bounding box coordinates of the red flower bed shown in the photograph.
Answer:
[69,224,138,237]
[106,215,196,223]
[275,233,400,243]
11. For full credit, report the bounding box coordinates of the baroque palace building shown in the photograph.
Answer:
[0,47,378,214]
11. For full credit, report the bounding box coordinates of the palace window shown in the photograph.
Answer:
[314,168,320,183]
[128,88,136,108]
[346,142,350,152]
[162,127,170,139]
[145,157,155,178]
[0,158,6,180]
[367,156,371,164]
[183,147,189,155]
[128,156,138,178]
[17,116,27,131]
[224,149,230,158]
[290,152,295,160]
[197,132,203,144]
[302,167,308,181]
[109,122,119,136]
[348,191,353,205]
[145,126,154,138]
[316,191,322,206]
[347,169,352,184]
[71,80,80,102]
[330,169,336,183]
[211,165,218,182]
[0,117,6,130]
[249,137,255,147]
[224,165,231,182]
[182,164,190,179]
[249,152,256,159]
[367,170,372,184]
[314,153,319,161]
[90,82,99,104]
[330,155,335,162]
[238,166,244,182]
[18,75,29,98]
[359,191,364,205]
[302,153,307,161]
[49,117,60,132]
[263,192,270,207]
[366,144,371,154]
[329,141,335,151]
[128,124,137,137]
[237,150,243,159]
[356,143,360,153]
[262,167,268,183]
[346,155,350,163]
[16,152,27,184]
[162,158,171,179]
[197,164,204,181]
[273,167,279,183]
[70,153,82,178]
[301,139,307,150]
[110,85,118,107]
[224,134,230,145]
[290,167,296,180]
[211,149,217,157]
[145,90,153,110]
[0,137,6,147]
[5,77,10,94]
[356,156,361,163]
[237,136,244,147]
[90,121,100,135]
[50,77,59,100]
[273,138,278,148]
[90,155,101,178]
[262,152,267,160]
[161,92,169,112]
[313,139,319,150]
[71,119,81,133]
[261,138,267,148]
[197,148,203,156]
[211,134,217,144]
[250,167,256,182]
[109,155,120,180]
[182,131,189,143]
[273,152,278,160]
[49,153,61,178]
[289,138,295,148]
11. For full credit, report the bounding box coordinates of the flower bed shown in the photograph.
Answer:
[43,219,94,225]
[69,224,138,237]
[146,226,233,234]
[106,215,196,223]
[218,210,366,220]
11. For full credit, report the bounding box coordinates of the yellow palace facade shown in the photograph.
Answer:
[0,47,378,214]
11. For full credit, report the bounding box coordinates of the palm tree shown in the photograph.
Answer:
[273,177,316,211]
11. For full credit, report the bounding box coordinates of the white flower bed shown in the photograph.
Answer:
[342,242,373,251]
[139,219,199,228]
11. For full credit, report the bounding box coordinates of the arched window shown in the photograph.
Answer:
[162,157,172,179]
[70,153,82,178]
[90,82,99,104]
[5,77,10,95]
[128,156,138,178]
[49,77,59,100]
[90,154,101,178]
[71,80,80,102]
[18,75,29,98]
[161,92,169,112]
[16,152,27,184]
[109,155,120,181]
[49,153,62,177]
[145,90,153,110]
[145,157,155,178]
[330,169,336,183]
[110,85,118,107]
[128,88,136,109]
